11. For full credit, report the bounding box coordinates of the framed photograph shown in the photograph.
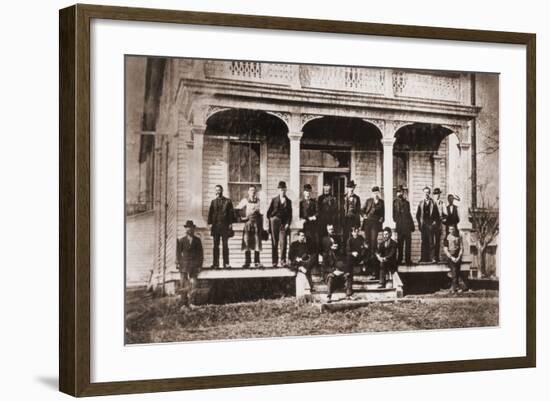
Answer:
[59,4,536,397]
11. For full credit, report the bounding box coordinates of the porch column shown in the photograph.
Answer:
[189,125,207,227]
[382,137,396,229]
[458,142,472,230]
[288,130,303,228]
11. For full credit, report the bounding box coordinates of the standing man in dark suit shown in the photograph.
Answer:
[343,180,361,246]
[432,188,445,262]
[416,186,441,263]
[207,185,235,269]
[318,183,337,240]
[267,181,293,267]
[375,227,397,288]
[393,185,415,265]
[442,194,460,236]
[176,220,204,306]
[361,185,385,262]
[300,184,319,253]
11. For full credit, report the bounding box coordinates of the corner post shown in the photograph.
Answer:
[458,141,472,230]
[382,137,396,229]
[189,125,207,227]
[288,114,303,229]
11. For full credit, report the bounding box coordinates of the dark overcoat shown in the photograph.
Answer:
[267,195,293,226]
[393,197,415,234]
[176,235,204,278]
[317,194,338,228]
[300,198,318,233]
[207,196,235,235]
[361,197,384,231]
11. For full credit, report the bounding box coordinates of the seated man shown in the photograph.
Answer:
[288,230,316,291]
[321,224,353,303]
[346,226,367,273]
[443,225,469,293]
[176,220,204,307]
[375,227,397,289]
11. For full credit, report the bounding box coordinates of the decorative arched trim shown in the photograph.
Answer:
[300,114,324,130]
[361,118,386,137]
[390,120,415,137]
[265,111,291,131]
[441,123,468,144]
[204,105,233,122]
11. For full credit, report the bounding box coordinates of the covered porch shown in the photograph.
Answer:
[185,106,473,269]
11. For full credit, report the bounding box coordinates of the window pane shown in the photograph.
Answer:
[229,142,241,182]
[300,148,350,168]
[393,152,407,188]
[239,143,250,182]
[249,143,261,182]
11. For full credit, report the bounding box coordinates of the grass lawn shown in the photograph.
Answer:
[125,290,498,344]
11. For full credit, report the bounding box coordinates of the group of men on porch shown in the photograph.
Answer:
[176,180,467,305]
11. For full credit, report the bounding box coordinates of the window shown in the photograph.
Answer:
[300,146,351,169]
[228,141,261,204]
[393,151,408,193]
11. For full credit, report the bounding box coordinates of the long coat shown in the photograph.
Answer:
[267,195,293,226]
[361,197,384,232]
[344,193,362,229]
[207,196,235,236]
[300,198,318,233]
[176,235,204,278]
[393,196,415,234]
[317,193,338,229]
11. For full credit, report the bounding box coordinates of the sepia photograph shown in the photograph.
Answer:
[124,56,500,345]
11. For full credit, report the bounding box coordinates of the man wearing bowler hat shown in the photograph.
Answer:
[300,183,319,252]
[362,185,385,269]
[416,186,441,263]
[393,185,415,265]
[343,180,361,246]
[176,220,204,306]
[432,188,445,262]
[267,181,293,267]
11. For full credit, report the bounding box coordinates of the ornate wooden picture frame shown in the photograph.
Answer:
[59,3,536,397]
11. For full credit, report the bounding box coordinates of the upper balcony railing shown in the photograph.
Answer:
[199,60,465,104]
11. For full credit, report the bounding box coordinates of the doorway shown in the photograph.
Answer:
[323,172,349,235]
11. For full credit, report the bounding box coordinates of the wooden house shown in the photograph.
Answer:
[126,58,499,295]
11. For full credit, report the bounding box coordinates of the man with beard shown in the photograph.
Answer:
[317,183,337,240]
[207,185,235,269]
[299,184,319,253]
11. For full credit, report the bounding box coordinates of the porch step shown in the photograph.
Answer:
[312,284,396,293]
[312,287,399,305]
[197,267,295,279]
